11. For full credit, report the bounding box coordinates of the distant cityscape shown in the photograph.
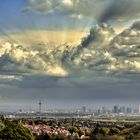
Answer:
[1,101,140,119]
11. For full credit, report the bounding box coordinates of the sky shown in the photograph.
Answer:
[0,0,140,111]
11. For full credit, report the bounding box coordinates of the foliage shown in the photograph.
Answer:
[100,127,110,136]
[90,126,100,136]
[35,133,51,140]
[51,135,66,140]
[0,122,5,131]
[77,128,84,137]
[94,135,125,140]
[68,126,78,134]
[0,122,34,140]
[110,127,120,135]
[1,117,140,140]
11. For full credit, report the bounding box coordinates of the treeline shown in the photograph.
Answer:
[0,116,34,140]
[0,117,140,140]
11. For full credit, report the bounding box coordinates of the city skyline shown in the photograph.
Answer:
[1,99,140,112]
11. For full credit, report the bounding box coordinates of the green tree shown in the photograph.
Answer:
[110,127,120,135]
[68,126,78,134]
[0,121,5,131]
[53,135,66,140]
[77,128,84,137]
[126,133,135,140]
[0,122,34,140]
[35,133,51,140]
[100,127,110,136]
[90,126,100,136]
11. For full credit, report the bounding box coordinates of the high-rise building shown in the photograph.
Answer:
[102,107,106,114]
[120,106,126,113]
[114,105,119,113]
[39,100,42,113]
[126,107,132,114]
[138,105,140,114]
[97,109,101,115]
[82,106,86,113]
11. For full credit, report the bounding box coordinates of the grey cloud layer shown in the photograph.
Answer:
[99,0,140,22]
[1,22,140,102]
[23,0,113,19]
[0,42,68,76]
[0,22,140,89]
[67,23,140,76]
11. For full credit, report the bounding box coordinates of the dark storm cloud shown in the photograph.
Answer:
[131,21,140,30]
[99,0,140,22]
[0,72,140,101]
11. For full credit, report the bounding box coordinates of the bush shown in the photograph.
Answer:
[110,127,120,135]
[35,133,51,140]
[68,126,78,134]
[93,135,125,140]
[100,127,110,136]
[51,135,66,140]
[0,122,34,140]
[0,122,5,131]
[77,128,84,137]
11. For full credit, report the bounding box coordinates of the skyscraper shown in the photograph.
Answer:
[120,106,126,113]
[138,105,140,114]
[114,105,119,114]
[39,100,42,113]
[82,106,86,113]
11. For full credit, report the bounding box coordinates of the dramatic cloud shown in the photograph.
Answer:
[1,0,140,108]
[62,23,140,78]
[0,42,68,76]
[23,0,78,13]
[0,21,140,105]
[24,0,140,22]
[131,21,140,31]
[99,0,140,22]
[0,22,140,88]
[24,0,111,19]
